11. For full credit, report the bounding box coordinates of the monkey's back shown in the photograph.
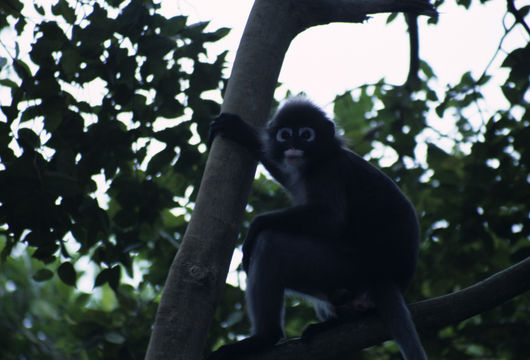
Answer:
[337,148,420,290]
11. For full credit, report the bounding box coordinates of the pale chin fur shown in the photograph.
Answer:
[283,149,305,167]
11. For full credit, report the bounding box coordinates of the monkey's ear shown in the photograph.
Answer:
[324,120,336,139]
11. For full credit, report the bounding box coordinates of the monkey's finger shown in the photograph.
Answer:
[207,121,220,148]
[207,113,241,148]
[207,117,228,148]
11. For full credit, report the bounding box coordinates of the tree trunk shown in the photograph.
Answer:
[145,1,435,359]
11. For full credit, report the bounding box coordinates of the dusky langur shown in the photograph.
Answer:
[207,98,427,360]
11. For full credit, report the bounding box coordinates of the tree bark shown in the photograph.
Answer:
[145,0,436,359]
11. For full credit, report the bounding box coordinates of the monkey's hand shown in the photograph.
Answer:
[301,317,344,340]
[241,216,268,272]
[302,307,376,340]
[208,113,261,154]
[206,334,280,360]
[208,113,241,147]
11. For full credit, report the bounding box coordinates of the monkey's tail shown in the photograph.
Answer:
[371,283,427,360]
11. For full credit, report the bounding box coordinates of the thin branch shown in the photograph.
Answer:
[295,0,437,29]
[478,17,516,84]
[240,257,530,360]
[507,0,530,35]
[405,14,420,87]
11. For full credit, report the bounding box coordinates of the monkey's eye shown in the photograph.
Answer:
[276,128,293,142]
[298,127,315,142]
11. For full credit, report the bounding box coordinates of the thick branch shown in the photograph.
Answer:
[405,14,420,87]
[294,0,436,29]
[242,257,530,360]
[145,1,298,359]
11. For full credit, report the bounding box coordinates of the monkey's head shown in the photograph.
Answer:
[266,98,339,167]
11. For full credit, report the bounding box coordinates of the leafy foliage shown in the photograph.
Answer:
[1,0,227,358]
[0,0,529,359]
[0,250,157,360]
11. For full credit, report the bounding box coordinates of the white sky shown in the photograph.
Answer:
[165,0,528,109]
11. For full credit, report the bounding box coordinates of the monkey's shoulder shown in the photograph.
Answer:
[338,148,395,184]
[333,148,410,209]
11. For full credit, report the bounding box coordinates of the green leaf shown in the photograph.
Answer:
[386,12,398,24]
[105,332,126,344]
[33,268,54,281]
[146,148,175,175]
[477,74,491,86]
[184,21,209,37]
[15,17,26,33]
[419,60,436,79]
[0,0,23,15]
[0,78,18,88]
[1,104,18,122]
[13,59,31,80]
[459,71,474,87]
[17,128,41,150]
[138,34,175,57]
[108,265,120,290]
[456,0,471,9]
[58,261,77,286]
[37,21,68,51]
[20,105,42,123]
[161,15,187,36]
[205,27,231,42]
[34,3,45,16]
[94,266,121,290]
[60,48,81,77]
[52,0,76,23]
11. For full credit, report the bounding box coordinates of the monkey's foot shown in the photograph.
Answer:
[301,308,377,340]
[206,333,280,360]
[301,318,344,339]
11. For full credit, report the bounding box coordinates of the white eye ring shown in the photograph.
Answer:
[276,128,293,142]
[298,127,315,142]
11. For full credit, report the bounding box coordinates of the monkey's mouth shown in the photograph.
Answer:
[284,149,304,159]
[284,149,305,166]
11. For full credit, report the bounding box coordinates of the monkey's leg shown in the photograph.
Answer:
[208,231,357,359]
[302,303,376,339]
[207,231,287,360]
[245,230,286,343]
[250,231,365,337]
[246,230,353,337]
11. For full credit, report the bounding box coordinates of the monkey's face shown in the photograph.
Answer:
[267,100,337,167]
[272,126,316,167]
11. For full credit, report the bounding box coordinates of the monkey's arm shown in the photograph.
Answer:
[242,204,346,271]
[209,113,262,155]
[209,113,288,183]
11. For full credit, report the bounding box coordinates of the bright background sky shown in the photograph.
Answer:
[164,0,527,112]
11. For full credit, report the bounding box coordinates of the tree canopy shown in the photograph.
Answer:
[0,0,528,359]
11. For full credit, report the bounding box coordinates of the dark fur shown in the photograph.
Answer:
[207,98,426,360]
